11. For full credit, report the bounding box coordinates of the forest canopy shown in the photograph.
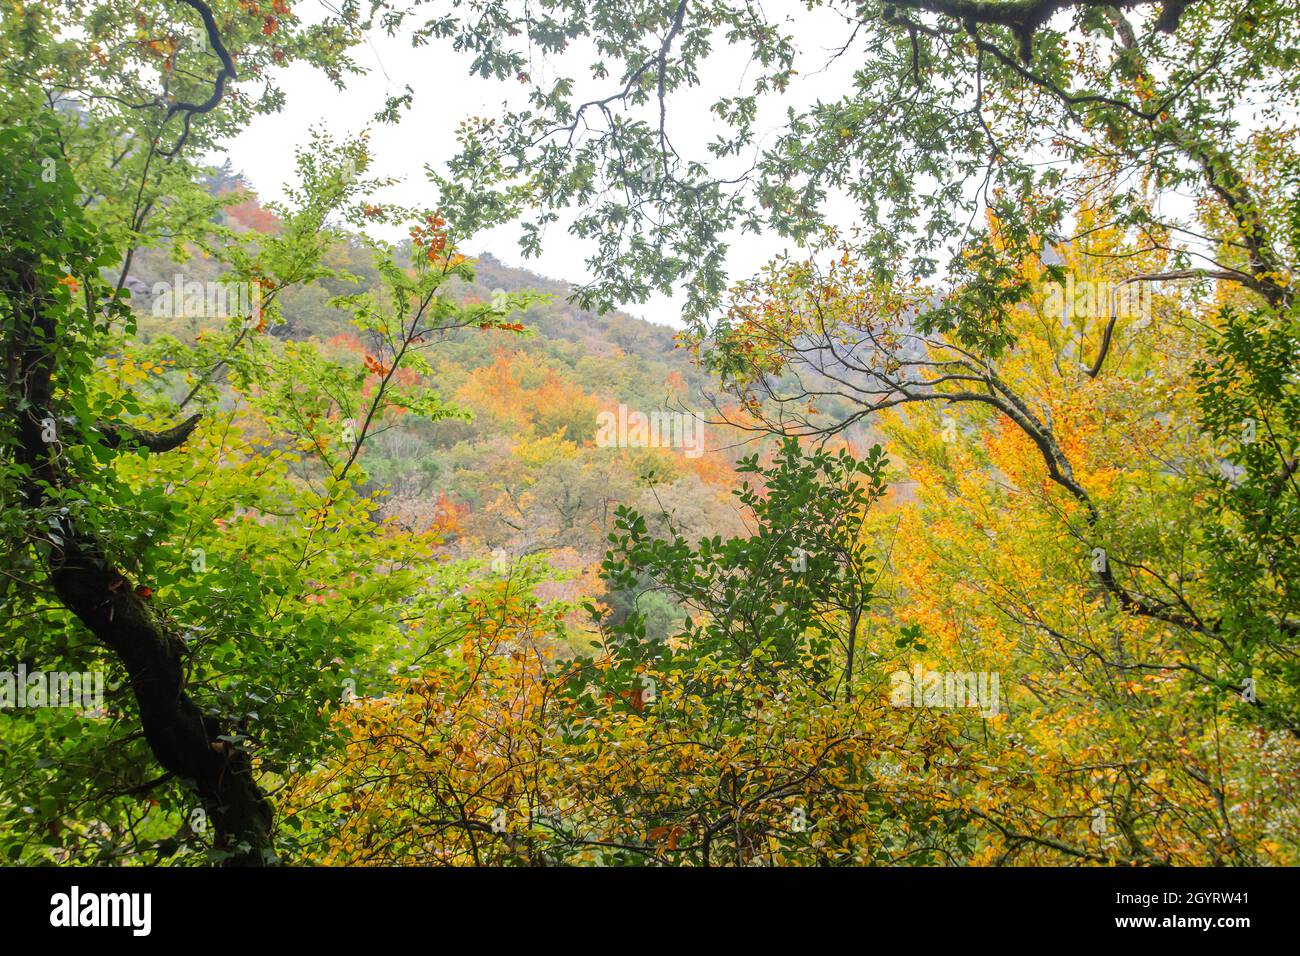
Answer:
[0,0,1296,869]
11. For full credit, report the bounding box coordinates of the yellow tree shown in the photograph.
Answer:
[699,216,1300,864]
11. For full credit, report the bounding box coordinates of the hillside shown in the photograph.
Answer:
[122,183,750,648]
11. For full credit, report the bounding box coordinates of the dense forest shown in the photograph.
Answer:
[0,0,1297,874]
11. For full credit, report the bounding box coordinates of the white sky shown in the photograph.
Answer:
[223,0,861,329]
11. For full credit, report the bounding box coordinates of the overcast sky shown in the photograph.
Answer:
[222,0,863,330]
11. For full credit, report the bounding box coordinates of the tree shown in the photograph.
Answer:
[598,437,886,701]
[388,0,1299,855]
[385,1,1294,330]
[287,439,981,865]
[0,2,538,858]
[848,254,1299,862]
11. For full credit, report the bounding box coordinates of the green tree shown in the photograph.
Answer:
[592,437,887,702]
[392,0,1295,331]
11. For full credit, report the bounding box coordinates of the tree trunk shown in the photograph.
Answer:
[8,260,276,865]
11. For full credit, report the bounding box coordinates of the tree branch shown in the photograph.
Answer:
[99,413,202,453]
